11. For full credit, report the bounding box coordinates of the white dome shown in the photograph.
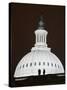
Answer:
[14,17,64,79]
[14,49,64,78]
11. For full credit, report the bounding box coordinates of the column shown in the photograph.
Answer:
[43,34,44,43]
[39,34,40,42]
[45,34,46,44]
[36,33,37,43]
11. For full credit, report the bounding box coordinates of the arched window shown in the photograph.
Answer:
[39,62,41,65]
[58,65,59,68]
[26,64,28,67]
[51,63,53,67]
[47,62,49,66]
[20,66,21,69]
[30,63,32,67]
[34,62,36,66]
[23,64,24,68]
[43,62,45,65]
[55,64,56,67]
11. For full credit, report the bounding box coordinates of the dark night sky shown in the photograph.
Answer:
[9,3,65,85]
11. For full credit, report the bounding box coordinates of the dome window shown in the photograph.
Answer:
[55,64,56,67]
[58,65,59,68]
[51,63,53,67]
[23,64,24,68]
[30,63,32,67]
[34,62,36,66]
[39,62,41,65]
[20,66,21,69]
[47,62,49,66]
[26,64,28,67]
[43,62,45,65]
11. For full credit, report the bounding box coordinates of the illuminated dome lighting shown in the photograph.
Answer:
[14,17,64,80]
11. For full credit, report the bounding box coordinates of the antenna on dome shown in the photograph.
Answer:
[38,16,45,29]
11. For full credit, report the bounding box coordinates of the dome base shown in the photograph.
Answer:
[31,46,51,51]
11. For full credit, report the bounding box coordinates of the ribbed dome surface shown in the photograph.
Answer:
[14,50,64,78]
[14,17,64,79]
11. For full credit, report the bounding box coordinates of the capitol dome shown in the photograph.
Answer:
[14,17,64,80]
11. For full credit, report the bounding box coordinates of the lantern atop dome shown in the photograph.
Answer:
[31,17,50,51]
[38,16,45,29]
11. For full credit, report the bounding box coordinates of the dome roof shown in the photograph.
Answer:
[14,49,64,78]
[14,17,64,79]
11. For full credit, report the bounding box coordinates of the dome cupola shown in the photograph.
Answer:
[31,16,50,51]
[14,17,64,80]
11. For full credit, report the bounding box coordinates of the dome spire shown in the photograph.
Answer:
[38,16,45,29]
